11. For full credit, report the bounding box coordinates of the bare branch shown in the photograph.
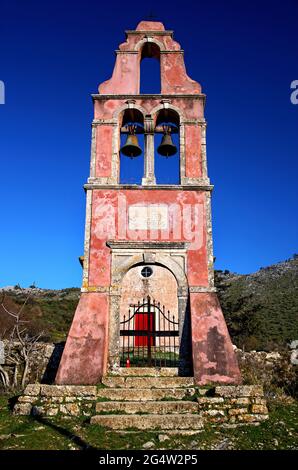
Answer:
[1,303,18,319]
[18,294,31,316]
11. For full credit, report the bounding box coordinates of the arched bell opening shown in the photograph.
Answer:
[154,109,180,184]
[140,42,161,94]
[119,264,180,367]
[119,108,144,184]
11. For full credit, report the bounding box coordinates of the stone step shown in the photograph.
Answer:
[96,401,199,414]
[90,414,204,430]
[106,430,204,436]
[111,367,178,377]
[102,376,194,389]
[97,387,196,401]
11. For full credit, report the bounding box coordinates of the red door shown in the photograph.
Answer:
[135,308,154,346]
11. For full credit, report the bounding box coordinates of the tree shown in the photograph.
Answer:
[0,292,44,390]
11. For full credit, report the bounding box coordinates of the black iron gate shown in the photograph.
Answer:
[120,295,179,367]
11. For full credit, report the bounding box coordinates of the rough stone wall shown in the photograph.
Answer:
[14,384,96,417]
[235,348,298,398]
[197,385,268,425]
[0,341,64,390]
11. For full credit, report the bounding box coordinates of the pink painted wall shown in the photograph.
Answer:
[100,54,139,95]
[94,97,204,122]
[55,293,109,384]
[95,126,112,177]
[185,125,202,178]
[160,53,201,95]
[88,189,209,288]
[190,292,242,385]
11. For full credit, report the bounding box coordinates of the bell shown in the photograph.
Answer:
[120,133,142,158]
[157,132,177,157]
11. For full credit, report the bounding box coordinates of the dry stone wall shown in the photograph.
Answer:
[0,341,64,389]
[197,385,268,425]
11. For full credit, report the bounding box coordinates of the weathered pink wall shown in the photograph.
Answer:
[100,54,139,95]
[88,189,209,288]
[55,293,109,384]
[160,53,201,95]
[94,97,204,122]
[185,125,202,178]
[95,126,112,177]
[190,292,242,385]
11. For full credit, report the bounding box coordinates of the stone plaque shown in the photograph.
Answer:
[128,204,168,230]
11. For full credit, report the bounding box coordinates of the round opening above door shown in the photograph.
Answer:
[141,266,153,278]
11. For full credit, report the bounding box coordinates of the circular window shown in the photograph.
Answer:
[141,266,153,278]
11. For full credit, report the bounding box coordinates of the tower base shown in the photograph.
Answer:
[190,292,242,385]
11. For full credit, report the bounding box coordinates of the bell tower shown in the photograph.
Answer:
[55,21,241,385]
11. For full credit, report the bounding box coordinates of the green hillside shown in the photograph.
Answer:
[0,287,80,342]
[216,256,298,351]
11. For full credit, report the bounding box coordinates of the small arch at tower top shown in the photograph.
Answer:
[140,42,161,94]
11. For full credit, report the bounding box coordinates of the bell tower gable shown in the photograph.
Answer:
[99,21,201,96]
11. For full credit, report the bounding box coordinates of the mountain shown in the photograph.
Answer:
[215,256,298,351]
[0,256,297,351]
[0,286,80,342]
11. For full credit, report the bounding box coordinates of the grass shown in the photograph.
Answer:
[120,351,179,368]
[0,394,297,450]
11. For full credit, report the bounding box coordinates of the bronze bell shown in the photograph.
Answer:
[120,126,142,158]
[157,130,177,157]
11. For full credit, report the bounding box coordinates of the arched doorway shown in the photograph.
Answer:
[119,264,179,367]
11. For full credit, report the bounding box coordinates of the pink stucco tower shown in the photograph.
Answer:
[55,21,241,385]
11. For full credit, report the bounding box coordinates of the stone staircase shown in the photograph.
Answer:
[14,368,269,430]
[91,368,203,430]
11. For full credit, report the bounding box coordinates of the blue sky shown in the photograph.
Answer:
[0,0,297,289]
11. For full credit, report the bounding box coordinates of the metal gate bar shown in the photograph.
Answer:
[120,295,179,367]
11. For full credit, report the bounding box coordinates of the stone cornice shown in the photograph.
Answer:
[81,286,109,293]
[91,118,206,126]
[189,286,217,293]
[116,50,183,55]
[92,94,206,101]
[106,240,189,250]
[115,50,139,54]
[183,119,206,125]
[80,285,217,293]
[125,30,174,37]
[84,183,214,192]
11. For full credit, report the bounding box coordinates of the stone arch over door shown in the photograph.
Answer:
[119,264,179,366]
[120,264,179,323]
[107,242,190,373]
